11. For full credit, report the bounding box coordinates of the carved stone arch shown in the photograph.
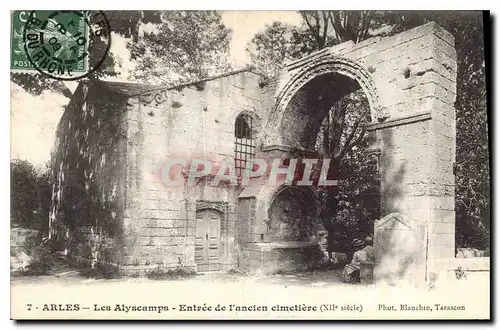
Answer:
[264,55,388,147]
[267,185,318,216]
[195,200,229,239]
[232,109,262,140]
[266,185,319,241]
[231,108,261,125]
[195,200,228,215]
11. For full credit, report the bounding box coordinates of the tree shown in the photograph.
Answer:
[128,11,231,85]
[436,12,489,250]
[11,11,232,92]
[11,159,51,231]
[10,73,73,98]
[247,11,394,79]
[246,22,301,79]
[300,11,391,45]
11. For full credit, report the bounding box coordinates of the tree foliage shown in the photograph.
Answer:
[11,11,232,93]
[11,159,52,231]
[128,11,231,84]
[299,11,393,45]
[247,11,396,79]
[246,22,301,79]
[437,12,489,249]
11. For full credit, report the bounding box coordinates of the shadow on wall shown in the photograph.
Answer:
[372,127,428,286]
[267,186,319,242]
[49,85,127,274]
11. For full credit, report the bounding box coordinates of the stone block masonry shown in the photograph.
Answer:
[49,81,129,270]
[51,22,458,282]
[121,70,263,274]
[249,22,457,281]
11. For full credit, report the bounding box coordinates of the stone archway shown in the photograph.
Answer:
[267,186,318,242]
[239,22,458,284]
[244,59,379,275]
[263,56,388,149]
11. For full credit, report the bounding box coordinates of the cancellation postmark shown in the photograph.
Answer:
[14,10,110,80]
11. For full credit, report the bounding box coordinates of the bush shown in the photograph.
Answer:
[78,262,121,279]
[11,243,57,276]
[227,268,248,276]
[145,266,196,280]
[11,159,51,231]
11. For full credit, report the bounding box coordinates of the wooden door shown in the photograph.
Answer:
[195,209,221,272]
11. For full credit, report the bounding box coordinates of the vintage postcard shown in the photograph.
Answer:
[10,10,490,320]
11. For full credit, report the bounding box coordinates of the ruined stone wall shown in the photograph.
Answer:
[237,197,257,246]
[259,77,280,134]
[253,22,457,279]
[49,83,129,269]
[122,71,263,274]
[347,23,457,263]
[332,23,456,280]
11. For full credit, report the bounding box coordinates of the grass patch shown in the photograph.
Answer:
[145,266,196,280]
[272,267,309,275]
[78,262,122,280]
[227,268,248,276]
[271,260,343,275]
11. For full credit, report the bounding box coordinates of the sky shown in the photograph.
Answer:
[10,11,302,168]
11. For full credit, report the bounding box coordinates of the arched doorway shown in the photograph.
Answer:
[268,186,318,242]
[241,55,383,274]
[262,56,386,149]
[262,59,381,255]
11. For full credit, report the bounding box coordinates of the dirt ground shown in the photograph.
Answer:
[11,267,346,287]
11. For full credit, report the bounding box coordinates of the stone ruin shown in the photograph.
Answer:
[49,22,457,285]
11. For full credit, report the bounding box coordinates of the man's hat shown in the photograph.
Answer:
[352,238,364,249]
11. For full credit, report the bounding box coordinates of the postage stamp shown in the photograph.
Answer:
[11,10,110,80]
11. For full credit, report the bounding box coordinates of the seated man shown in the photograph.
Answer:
[341,236,376,283]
